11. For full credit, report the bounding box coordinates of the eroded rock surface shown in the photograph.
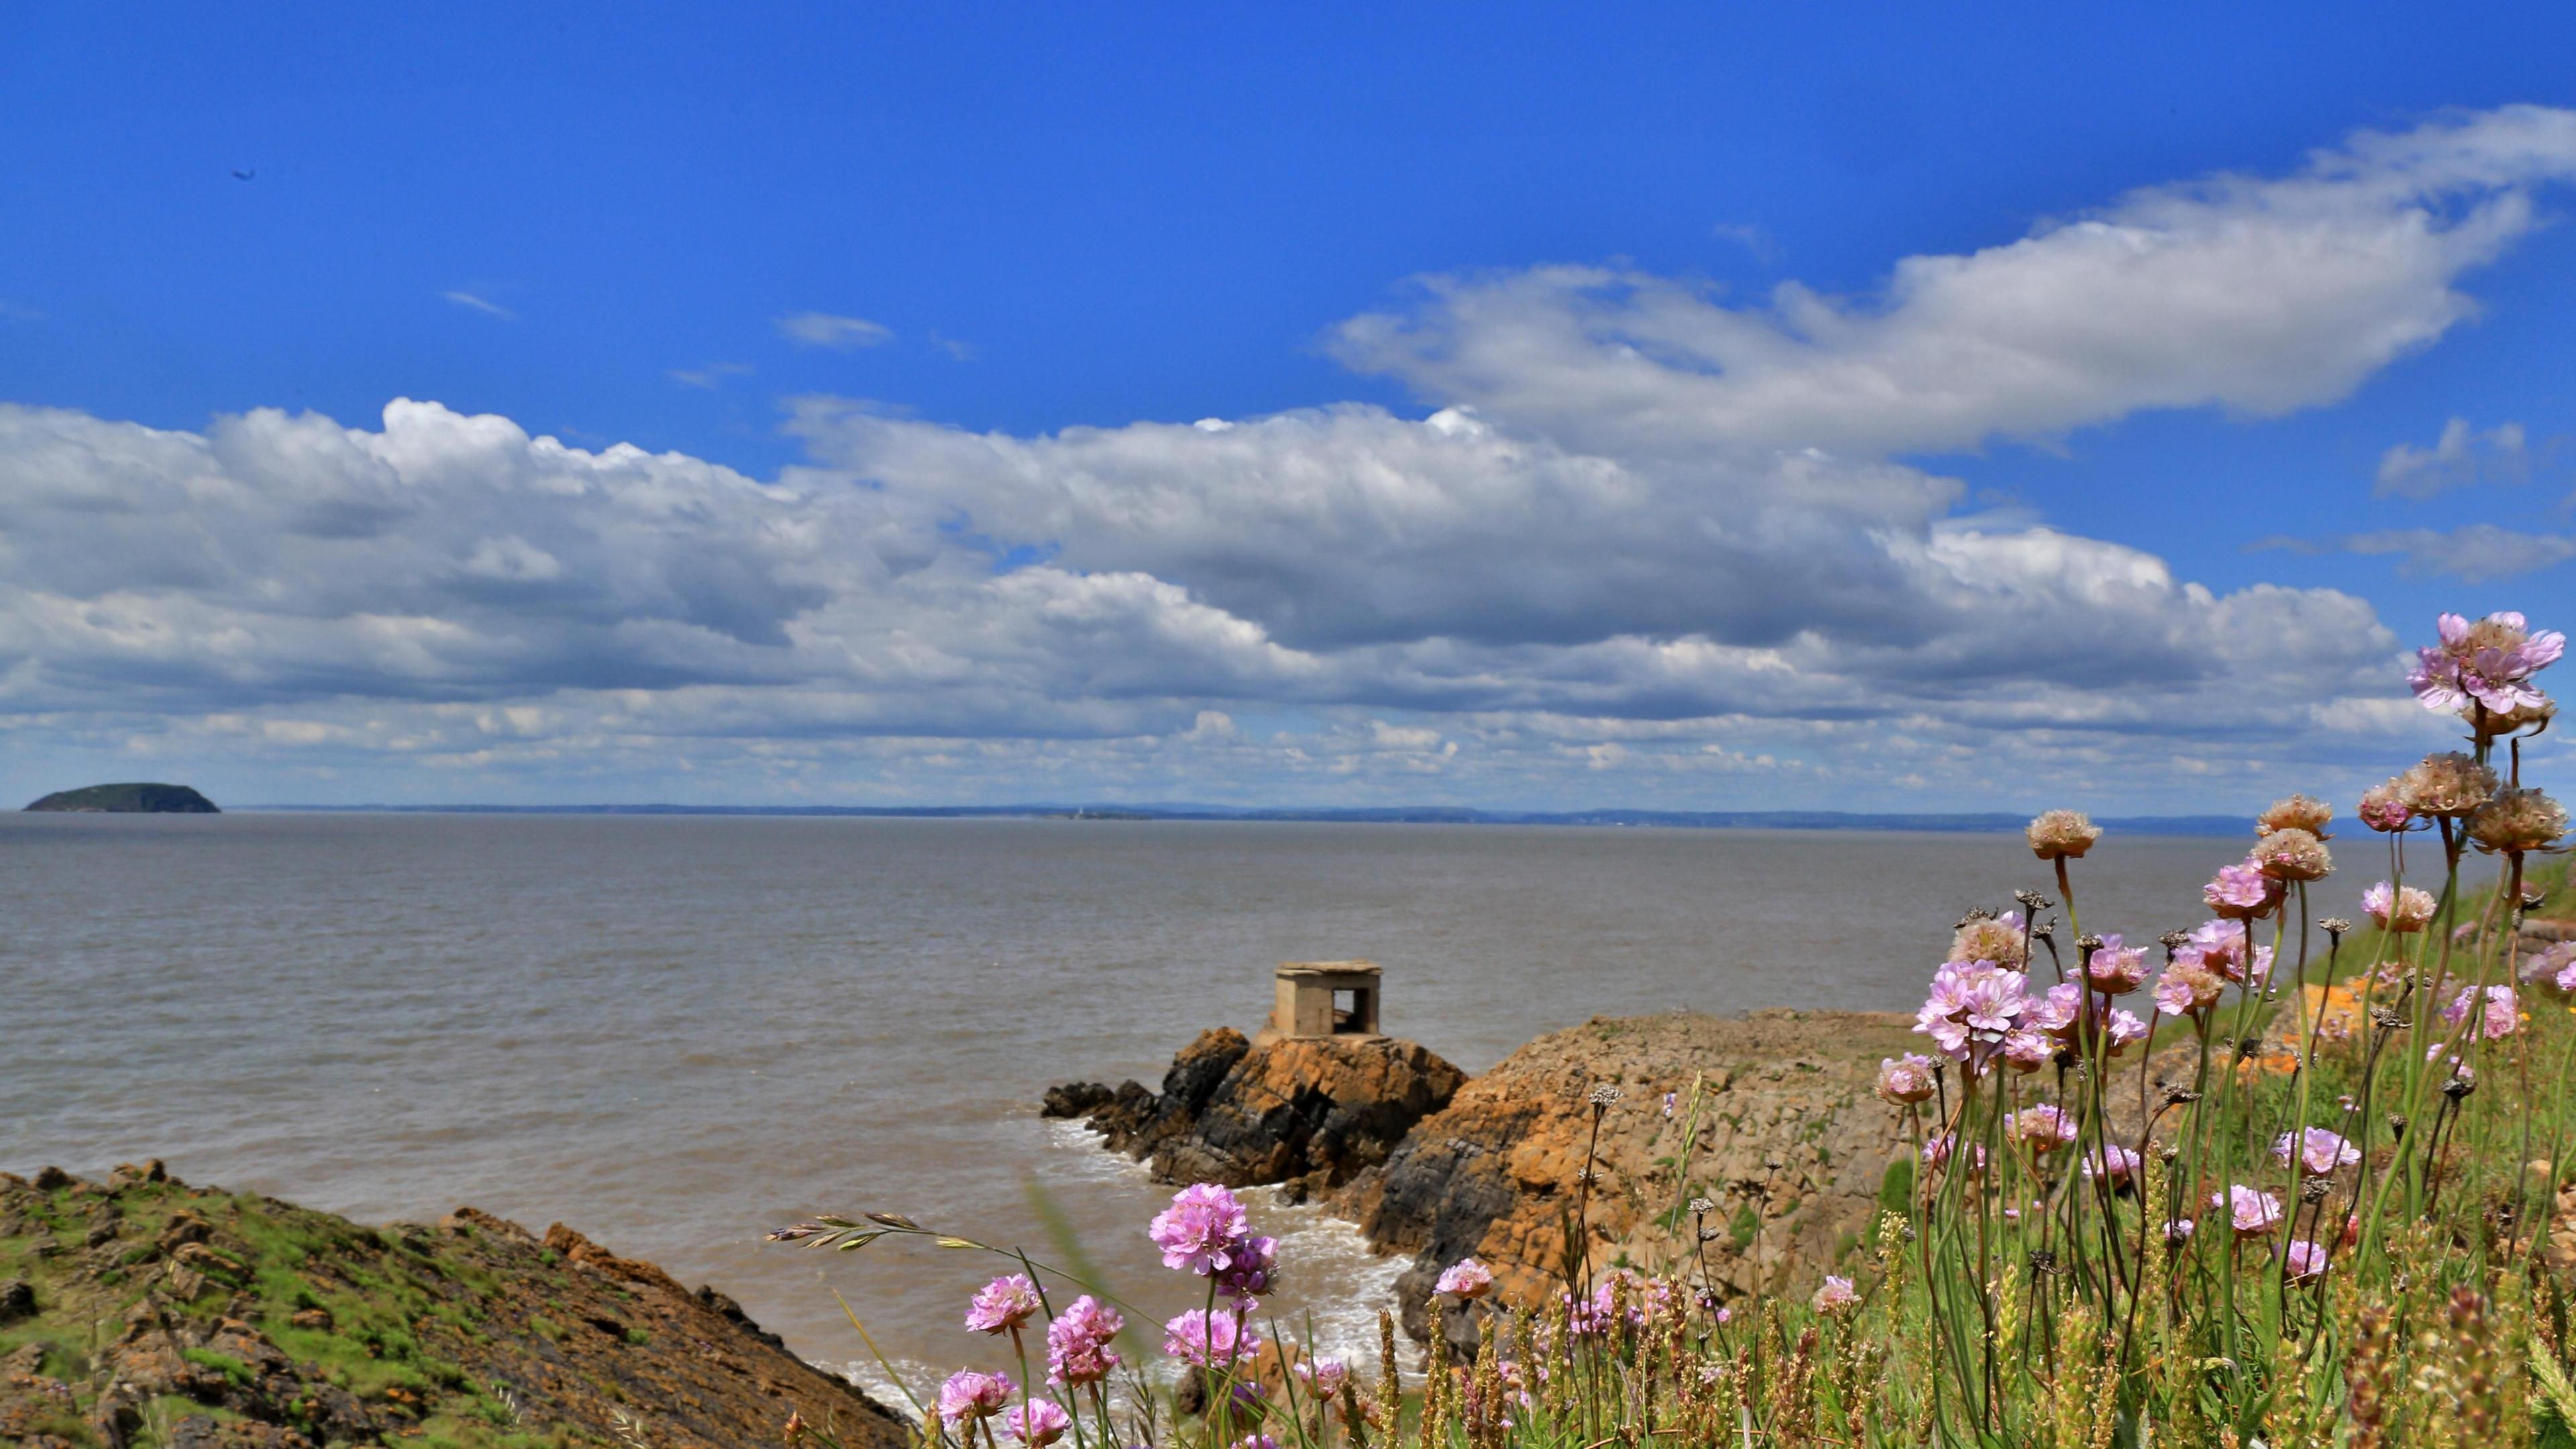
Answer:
[1045,1028,1466,1199]
[1331,1010,1922,1354]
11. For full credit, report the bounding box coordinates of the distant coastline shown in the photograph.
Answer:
[229,802,2249,835]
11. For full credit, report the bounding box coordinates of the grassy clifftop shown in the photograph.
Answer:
[0,1163,908,1449]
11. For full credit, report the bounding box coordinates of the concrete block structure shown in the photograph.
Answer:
[1267,960,1384,1042]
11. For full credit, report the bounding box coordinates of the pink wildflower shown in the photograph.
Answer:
[1293,1358,1349,1398]
[965,1275,1042,1335]
[2086,935,2149,994]
[1044,1296,1123,1387]
[2080,1144,2141,1184]
[2357,780,2414,834]
[2213,1185,2282,1239]
[1921,1134,1987,1177]
[1002,1399,1071,1448]
[937,1371,1013,1425]
[2272,1127,2359,1177]
[2164,1218,2196,1246]
[2410,611,2565,716]
[2185,919,2273,983]
[1148,1183,1252,1275]
[1163,1308,1261,1368]
[1811,1275,1859,1316]
[2204,857,2283,920]
[2442,984,2520,1041]
[2009,1104,2077,1154]
[2363,881,2436,933]
[1876,1054,1937,1105]
[1213,1234,1279,1306]
[2284,1239,2330,1285]
[1436,1258,1495,1299]
[1913,961,2033,1075]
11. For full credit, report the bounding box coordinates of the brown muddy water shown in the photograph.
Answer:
[5,812,2376,1392]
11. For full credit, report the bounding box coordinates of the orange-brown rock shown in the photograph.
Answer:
[1331,1009,1922,1354]
[1046,1028,1466,1199]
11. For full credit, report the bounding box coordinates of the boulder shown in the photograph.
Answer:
[1050,1028,1466,1193]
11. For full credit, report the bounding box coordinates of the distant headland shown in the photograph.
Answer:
[23,782,220,813]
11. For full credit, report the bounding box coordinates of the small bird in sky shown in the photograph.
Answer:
[231,168,255,181]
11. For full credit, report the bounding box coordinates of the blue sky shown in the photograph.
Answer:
[1,4,2571,810]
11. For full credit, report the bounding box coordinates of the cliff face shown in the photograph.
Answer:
[1044,1029,1466,1200]
[0,1163,907,1449]
[1330,1010,1923,1354]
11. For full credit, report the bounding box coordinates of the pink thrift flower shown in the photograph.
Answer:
[1163,1309,1261,1367]
[2284,1238,2330,1285]
[937,1371,1013,1425]
[2273,1127,2360,1177]
[2363,881,2436,933]
[2442,984,2520,1041]
[1213,1234,1279,1307]
[1293,1358,1348,1398]
[1811,1275,1859,1316]
[1876,1054,1937,1105]
[2086,935,2149,994]
[1149,1183,1252,1275]
[2002,1028,2054,1073]
[2104,1009,2149,1054]
[2080,1144,2141,1183]
[1044,1295,1123,1387]
[2009,1104,2077,1153]
[2164,1218,2196,1246]
[2213,1185,2282,1239]
[965,1274,1043,1335]
[1436,1258,1495,1299]
[2186,919,2272,983]
[2204,859,2282,920]
[1002,1399,1071,1448]
[1921,1134,1987,1177]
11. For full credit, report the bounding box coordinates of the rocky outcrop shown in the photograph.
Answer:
[1046,1029,1466,1200]
[0,1162,908,1449]
[1330,1010,1923,1355]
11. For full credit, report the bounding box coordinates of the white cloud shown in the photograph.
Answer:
[1331,105,2576,460]
[775,311,896,350]
[2343,525,2576,581]
[667,362,754,390]
[7,107,2575,808]
[441,290,515,321]
[2375,417,2528,497]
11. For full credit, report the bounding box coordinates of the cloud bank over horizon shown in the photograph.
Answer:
[5,108,2573,811]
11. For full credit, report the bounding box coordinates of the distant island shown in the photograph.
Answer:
[24,782,220,813]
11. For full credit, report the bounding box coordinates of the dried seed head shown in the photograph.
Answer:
[2027,809,2103,861]
[2320,917,2353,938]
[2158,928,2192,951]
[2257,794,2335,839]
[1688,1196,1715,1216]
[2076,932,2106,953]
[2443,1071,2477,1099]
[2387,1113,2409,1140]
[2298,1177,2332,1204]
[2370,1006,2406,1031]
[1588,1085,1621,1110]
[2014,889,2051,912]
[2163,1086,2202,1106]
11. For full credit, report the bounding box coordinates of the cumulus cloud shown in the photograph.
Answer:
[2375,417,2530,497]
[9,107,2575,807]
[1330,105,2576,460]
[775,311,895,350]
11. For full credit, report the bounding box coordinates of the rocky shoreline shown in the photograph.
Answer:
[1046,1007,1923,1355]
[0,1163,908,1449]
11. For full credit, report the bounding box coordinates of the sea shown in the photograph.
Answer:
[2,811,2374,1394]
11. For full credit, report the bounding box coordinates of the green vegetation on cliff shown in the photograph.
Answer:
[23,784,219,814]
[0,1163,905,1448]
